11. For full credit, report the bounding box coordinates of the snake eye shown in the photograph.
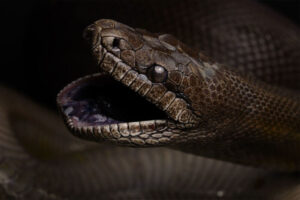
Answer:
[146,65,168,83]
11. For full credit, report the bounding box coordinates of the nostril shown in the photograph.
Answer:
[112,38,120,48]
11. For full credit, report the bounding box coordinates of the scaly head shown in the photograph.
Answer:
[57,19,222,146]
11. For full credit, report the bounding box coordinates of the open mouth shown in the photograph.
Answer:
[57,73,169,129]
[57,19,198,144]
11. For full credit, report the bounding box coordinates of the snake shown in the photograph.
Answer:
[1,0,300,199]
[57,15,300,170]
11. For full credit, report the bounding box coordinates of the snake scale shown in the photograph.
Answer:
[1,0,300,199]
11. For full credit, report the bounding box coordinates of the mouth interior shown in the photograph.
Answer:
[58,75,167,127]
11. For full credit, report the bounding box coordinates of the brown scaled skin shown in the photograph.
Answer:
[60,19,300,171]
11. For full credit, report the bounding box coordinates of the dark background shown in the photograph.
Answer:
[1,0,300,109]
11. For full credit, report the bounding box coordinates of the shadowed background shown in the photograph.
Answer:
[1,0,299,108]
[0,1,300,199]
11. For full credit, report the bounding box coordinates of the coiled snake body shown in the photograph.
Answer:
[1,0,300,199]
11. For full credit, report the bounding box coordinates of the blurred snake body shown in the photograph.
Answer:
[2,0,300,199]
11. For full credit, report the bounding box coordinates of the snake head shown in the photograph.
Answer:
[57,19,219,146]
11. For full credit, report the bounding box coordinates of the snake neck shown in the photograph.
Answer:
[177,64,300,171]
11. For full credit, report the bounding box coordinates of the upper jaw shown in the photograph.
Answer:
[83,20,199,126]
